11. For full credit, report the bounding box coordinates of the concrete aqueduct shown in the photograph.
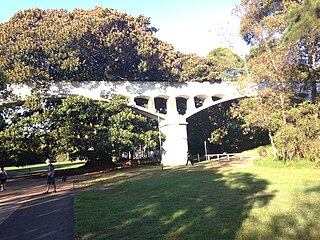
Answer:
[6,80,248,166]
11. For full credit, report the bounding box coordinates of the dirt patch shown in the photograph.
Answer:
[203,157,254,171]
[179,157,254,173]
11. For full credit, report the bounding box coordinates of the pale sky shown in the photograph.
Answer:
[0,0,249,57]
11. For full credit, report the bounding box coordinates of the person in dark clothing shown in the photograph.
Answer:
[43,159,57,194]
[0,166,8,191]
[186,152,194,166]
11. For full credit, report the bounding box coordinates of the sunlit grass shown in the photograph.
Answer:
[6,160,85,176]
[74,162,320,240]
[235,167,320,240]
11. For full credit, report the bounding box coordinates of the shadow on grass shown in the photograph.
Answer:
[236,184,320,240]
[74,164,274,240]
[305,185,320,193]
[0,191,74,240]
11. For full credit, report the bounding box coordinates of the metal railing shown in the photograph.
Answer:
[205,153,255,161]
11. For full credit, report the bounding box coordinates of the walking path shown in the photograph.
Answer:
[0,176,74,240]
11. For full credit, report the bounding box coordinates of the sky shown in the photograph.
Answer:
[0,0,249,57]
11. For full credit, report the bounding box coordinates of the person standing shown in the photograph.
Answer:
[44,159,57,194]
[0,166,8,191]
[186,152,194,166]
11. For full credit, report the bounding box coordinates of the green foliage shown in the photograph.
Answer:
[233,99,320,161]
[0,67,8,98]
[284,0,320,103]
[0,109,6,131]
[210,127,228,145]
[284,0,320,44]
[237,0,286,46]
[0,95,162,167]
[0,8,167,82]
[208,47,245,81]
[52,96,115,164]
[274,102,320,161]
[0,97,55,166]
[230,89,292,133]
[52,95,161,165]
[108,107,163,158]
[0,7,220,85]
[174,53,219,82]
[254,158,317,168]
[237,0,319,103]
[234,0,319,160]
[188,101,268,154]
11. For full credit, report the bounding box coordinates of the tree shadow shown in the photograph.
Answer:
[305,185,320,194]
[0,192,74,240]
[75,165,274,239]
[235,184,320,240]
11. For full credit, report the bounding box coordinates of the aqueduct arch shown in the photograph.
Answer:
[3,80,249,166]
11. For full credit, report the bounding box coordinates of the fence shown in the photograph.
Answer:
[205,152,255,161]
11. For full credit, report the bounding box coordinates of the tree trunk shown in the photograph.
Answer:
[311,77,317,104]
[268,131,277,158]
[309,49,318,104]
[279,92,287,125]
[85,151,115,169]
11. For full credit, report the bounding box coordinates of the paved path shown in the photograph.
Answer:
[0,176,74,240]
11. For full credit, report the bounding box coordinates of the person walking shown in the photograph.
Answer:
[0,166,8,191]
[43,159,57,194]
[186,152,194,166]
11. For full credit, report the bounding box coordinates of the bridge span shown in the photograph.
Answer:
[5,80,248,166]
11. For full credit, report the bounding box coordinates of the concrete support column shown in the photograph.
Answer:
[148,97,155,111]
[203,96,214,107]
[129,96,135,105]
[186,97,196,114]
[166,96,178,115]
[160,120,188,166]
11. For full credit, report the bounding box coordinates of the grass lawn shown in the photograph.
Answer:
[74,161,320,240]
[6,160,85,176]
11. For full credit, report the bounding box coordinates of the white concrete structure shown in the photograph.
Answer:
[4,81,248,166]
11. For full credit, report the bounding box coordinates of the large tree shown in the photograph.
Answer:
[237,0,319,102]
[274,102,320,160]
[52,95,162,166]
[0,95,162,167]
[233,0,320,160]
[208,47,245,81]
[284,0,320,103]
[0,8,171,83]
[0,7,219,88]
[0,97,56,166]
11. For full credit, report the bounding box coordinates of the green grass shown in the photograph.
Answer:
[254,158,318,168]
[6,160,85,176]
[74,162,320,240]
[241,145,273,157]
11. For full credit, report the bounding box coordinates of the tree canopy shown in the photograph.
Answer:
[0,96,163,167]
[0,7,220,87]
[0,68,8,98]
[236,0,319,103]
[231,0,320,160]
[208,47,245,81]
